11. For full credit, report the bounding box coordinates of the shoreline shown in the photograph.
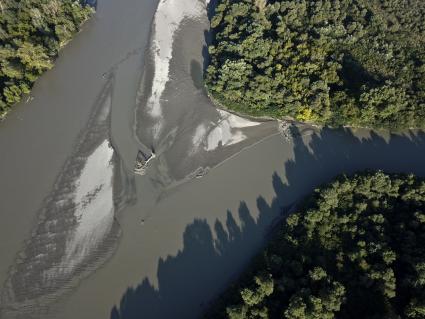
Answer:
[0,0,425,318]
[0,2,94,122]
[132,0,280,185]
[0,0,159,316]
[204,89,425,134]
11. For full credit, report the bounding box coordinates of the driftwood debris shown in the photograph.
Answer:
[278,121,294,141]
[134,149,156,175]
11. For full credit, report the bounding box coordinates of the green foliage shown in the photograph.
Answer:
[206,0,425,129]
[226,274,274,319]
[0,0,93,118]
[204,172,425,318]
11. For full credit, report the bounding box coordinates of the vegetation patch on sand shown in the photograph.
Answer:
[205,171,425,318]
[205,0,425,129]
[0,0,93,119]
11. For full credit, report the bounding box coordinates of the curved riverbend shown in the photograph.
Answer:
[0,0,424,318]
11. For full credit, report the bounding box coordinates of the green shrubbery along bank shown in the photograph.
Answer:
[206,0,425,129]
[0,0,93,119]
[205,171,425,319]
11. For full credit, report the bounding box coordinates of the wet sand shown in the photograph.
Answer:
[0,0,157,316]
[50,127,425,319]
[134,0,279,185]
[0,0,424,318]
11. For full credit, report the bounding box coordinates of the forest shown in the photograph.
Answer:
[0,0,93,119]
[205,171,425,318]
[205,0,425,129]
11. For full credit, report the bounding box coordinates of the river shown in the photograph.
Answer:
[0,0,424,318]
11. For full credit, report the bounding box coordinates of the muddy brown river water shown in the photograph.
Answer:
[0,0,425,318]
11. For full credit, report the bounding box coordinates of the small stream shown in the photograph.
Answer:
[0,0,424,318]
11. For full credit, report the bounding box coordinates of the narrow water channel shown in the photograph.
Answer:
[0,0,158,316]
[0,0,424,318]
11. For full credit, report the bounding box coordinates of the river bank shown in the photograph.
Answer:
[133,0,280,186]
[0,0,94,120]
[0,0,424,318]
[52,127,425,319]
[0,0,158,316]
[41,0,425,317]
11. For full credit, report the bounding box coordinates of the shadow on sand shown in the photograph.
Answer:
[110,126,425,319]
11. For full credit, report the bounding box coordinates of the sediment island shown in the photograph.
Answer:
[0,0,424,318]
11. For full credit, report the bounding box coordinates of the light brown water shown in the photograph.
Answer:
[0,0,158,316]
[0,0,425,318]
[51,127,425,319]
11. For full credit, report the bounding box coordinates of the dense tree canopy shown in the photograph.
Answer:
[205,171,425,318]
[206,0,425,129]
[0,0,93,118]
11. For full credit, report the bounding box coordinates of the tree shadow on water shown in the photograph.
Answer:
[190,59,205,91]
[111,126,425,319]
[283,126,425,199]
[110,196,284,319]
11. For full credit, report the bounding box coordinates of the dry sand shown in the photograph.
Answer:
[0,0,424,318]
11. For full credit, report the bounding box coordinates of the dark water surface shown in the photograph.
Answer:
[55,128,425,319]
[0,0,424,318]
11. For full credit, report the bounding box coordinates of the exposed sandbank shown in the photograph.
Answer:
[0,0,424,318]
[134,0,280,186]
